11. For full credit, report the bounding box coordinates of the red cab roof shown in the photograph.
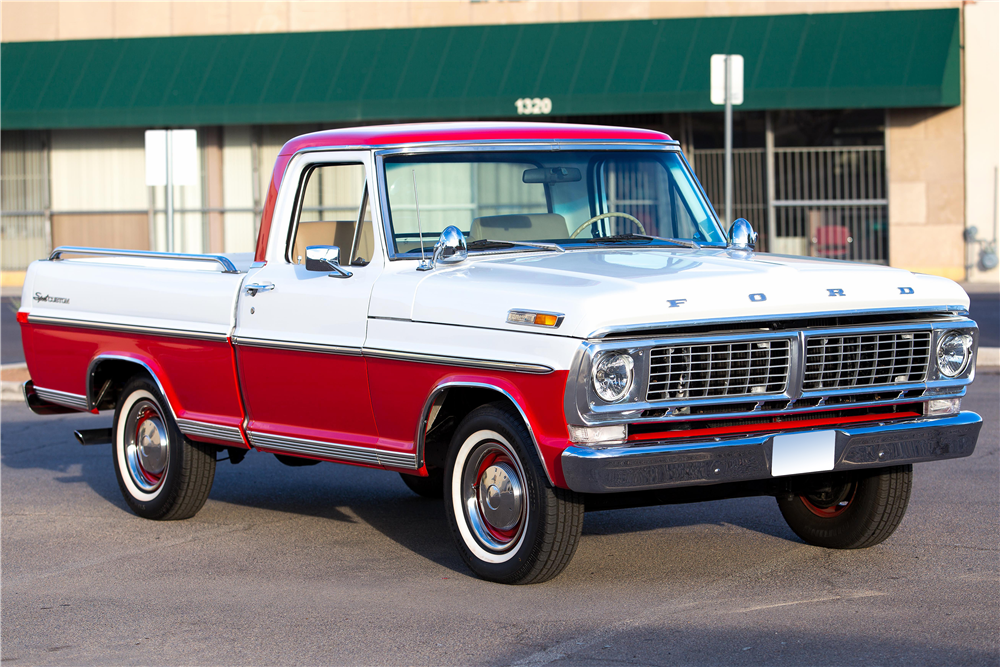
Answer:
[278,122,672,156]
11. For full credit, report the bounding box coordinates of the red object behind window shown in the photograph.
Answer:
[812,224,852,259]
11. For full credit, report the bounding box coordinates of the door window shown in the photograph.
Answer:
[289,163,375,265]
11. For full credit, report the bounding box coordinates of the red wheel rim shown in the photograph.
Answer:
[124,399,170,493]
[460,438,527,553]
[800,483,857,518]
[134,407,163,485]
[474,450,520,542]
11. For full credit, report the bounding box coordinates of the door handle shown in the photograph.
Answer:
[244,282,274,297]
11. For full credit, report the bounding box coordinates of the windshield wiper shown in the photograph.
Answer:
[466,239,565,253]
[582,233,701,249]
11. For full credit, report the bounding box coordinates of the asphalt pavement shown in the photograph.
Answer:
[2,374,997,666]
[2,296,22,364]
[969,290,999,348]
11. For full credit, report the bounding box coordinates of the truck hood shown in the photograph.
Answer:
[405,248,970,339]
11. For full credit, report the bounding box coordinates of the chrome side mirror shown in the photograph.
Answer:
[727,218,758,251]
[305,245,352,278]
[430,226,467,267]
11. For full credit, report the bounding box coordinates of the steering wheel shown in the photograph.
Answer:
[569,212,646,239]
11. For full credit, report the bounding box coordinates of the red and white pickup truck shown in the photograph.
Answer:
[19,122,982,584]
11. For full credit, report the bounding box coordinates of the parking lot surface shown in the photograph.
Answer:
[1,375,997,666]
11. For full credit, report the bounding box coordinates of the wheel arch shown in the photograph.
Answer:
[415,381,554,485]
[86,354,179,420]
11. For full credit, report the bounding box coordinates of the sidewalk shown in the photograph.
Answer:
[1,363,29,402]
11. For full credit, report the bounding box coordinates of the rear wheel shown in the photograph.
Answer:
[113,376,216,520]
[776,465,912,549]
[444,403,583,584]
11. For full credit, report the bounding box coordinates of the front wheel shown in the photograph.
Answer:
[445,404,583,584]
[776,465,912,549]
[113,376,216,520]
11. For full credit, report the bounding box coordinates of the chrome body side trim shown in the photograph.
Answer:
[22,381,79,415]
[49,246,241,273]
[231,338,549,371]
[414,381,555,485]
[28,315,229,342]
[362,348,553,374]
[232,336,363,357]
[176,419,245,444]
[32,386,90,411]
[246,430,417,470]
[560,411,983,494]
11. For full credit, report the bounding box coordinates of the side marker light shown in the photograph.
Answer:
[507,310,563,328]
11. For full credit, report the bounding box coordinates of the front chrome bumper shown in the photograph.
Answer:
[560,411,983,494]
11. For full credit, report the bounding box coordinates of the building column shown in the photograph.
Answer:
[886,106,966,281]
[203,126,225,253]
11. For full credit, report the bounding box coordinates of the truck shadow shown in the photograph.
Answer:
[2,406,797,577]
[491,624,998,667]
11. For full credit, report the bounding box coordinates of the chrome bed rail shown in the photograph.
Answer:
[49,246,242,274]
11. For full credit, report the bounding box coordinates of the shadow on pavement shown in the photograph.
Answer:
[492,623,997,667]
[1,405,802,579]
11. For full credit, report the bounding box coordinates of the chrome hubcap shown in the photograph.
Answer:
[125,400,169,493]
[477,462,522,531]
[461,440,528,553]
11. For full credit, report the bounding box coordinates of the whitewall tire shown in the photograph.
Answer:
[112,376,216,520]
[444,403,583,584]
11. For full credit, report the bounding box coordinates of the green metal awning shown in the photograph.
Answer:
[1,8,959,130]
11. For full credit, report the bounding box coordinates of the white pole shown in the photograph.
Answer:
[165,130,174,253]
[724,55,733,225]
[765,110,776,252]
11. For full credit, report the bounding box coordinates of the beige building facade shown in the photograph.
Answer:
[1,1,961,43]
[2,0,995,285]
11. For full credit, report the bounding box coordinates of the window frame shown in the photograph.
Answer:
[373,141,722,260]
[284,160,372,265]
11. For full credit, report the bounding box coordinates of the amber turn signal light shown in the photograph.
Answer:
[507,310,563,328]
[533,313,558,327]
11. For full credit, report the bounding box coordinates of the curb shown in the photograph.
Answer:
[1,362,27,402]
[1,382,23,402]
[977,347,1000,372]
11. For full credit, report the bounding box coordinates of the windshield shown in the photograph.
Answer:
[382,150,724,254]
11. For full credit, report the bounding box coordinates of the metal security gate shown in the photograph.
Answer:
[692,148,767,236]
[772,146,887,262]
[692,145,888,263]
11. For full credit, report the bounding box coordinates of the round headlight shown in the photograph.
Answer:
[592,353,635,403]
[937,332,973,378]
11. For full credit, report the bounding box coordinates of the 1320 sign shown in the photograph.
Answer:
[515,97,552,115]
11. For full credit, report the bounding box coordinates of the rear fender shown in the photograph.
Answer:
[86,353,180,421]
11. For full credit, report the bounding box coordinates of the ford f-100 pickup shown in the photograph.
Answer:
[19,122,982,584]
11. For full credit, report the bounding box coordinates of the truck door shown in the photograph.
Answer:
[233,152,389,464]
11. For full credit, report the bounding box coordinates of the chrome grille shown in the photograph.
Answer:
[803,331,930,390]
[647,339,791,401]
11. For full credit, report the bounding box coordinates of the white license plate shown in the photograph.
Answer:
[771,430,836,477]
